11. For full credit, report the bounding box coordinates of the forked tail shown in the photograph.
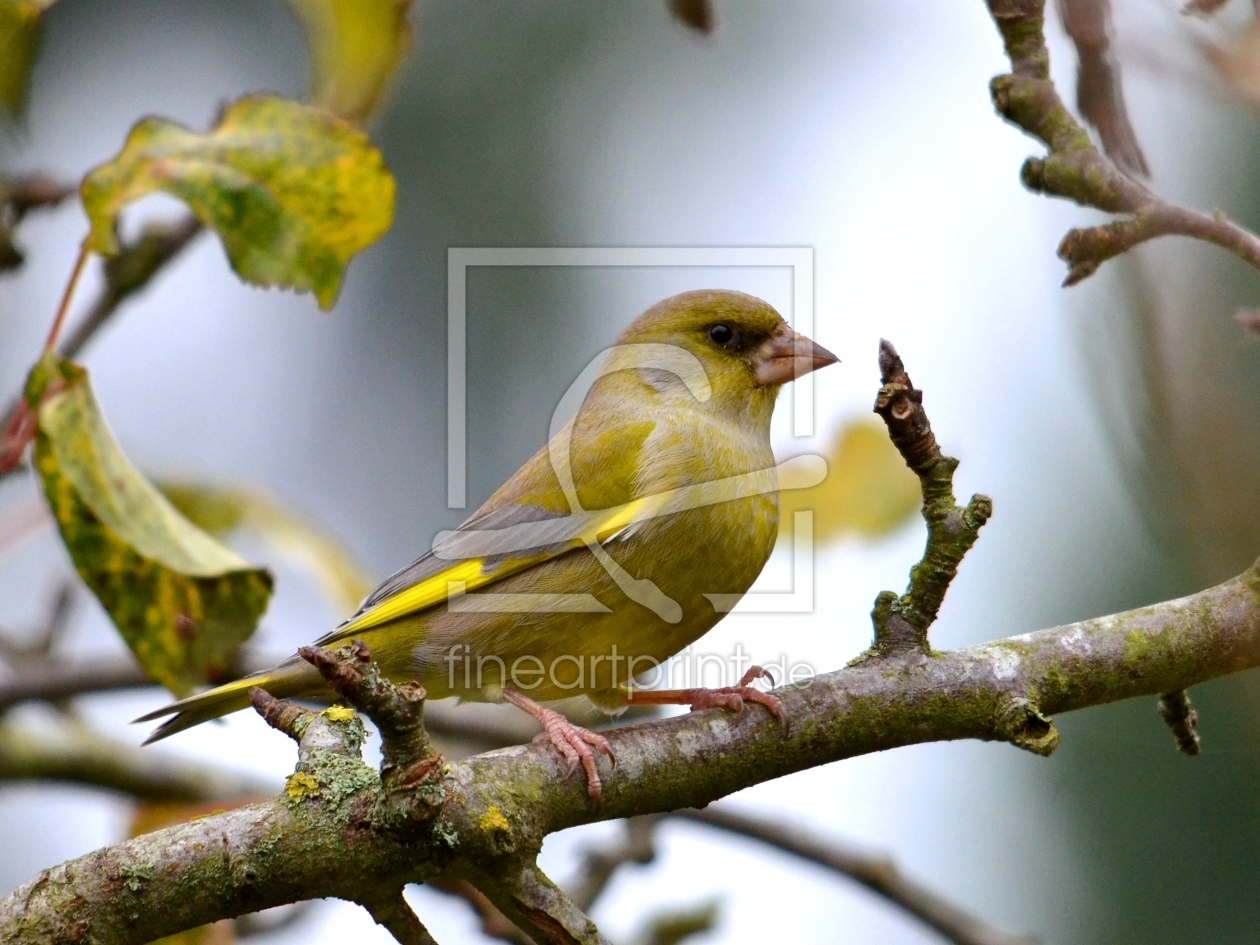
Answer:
[133,657,324,743]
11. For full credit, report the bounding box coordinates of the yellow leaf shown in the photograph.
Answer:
[159,482,373,616]
[80,95,395,309]
[779,416,920,544]
[26,355,272,696]
[289,0,415,123]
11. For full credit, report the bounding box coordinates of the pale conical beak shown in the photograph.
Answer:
[751,325,839,387]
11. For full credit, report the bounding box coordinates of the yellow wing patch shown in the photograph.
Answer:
[331,496,660,640]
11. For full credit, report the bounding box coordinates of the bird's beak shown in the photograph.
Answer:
[751,324,839,387]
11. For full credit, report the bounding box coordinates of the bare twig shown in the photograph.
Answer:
[570,816,659,913]
[0,581,75,661]
[674,807,1036,945]
[478,862,612,945]
[299,641,444,825]
[865,340,991,656]
[0,215,203,482]
[427,879,529,943]
[0,650,268,714]
[1157,689,1202,755]
[361,891,440,945]
[986,0,1260,287]
[667,0,715,34]
[1055,0,1148,176]
[0,176,76,273]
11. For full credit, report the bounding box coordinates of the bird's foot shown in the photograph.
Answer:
[627,666,788,731]
[502,688,615,800]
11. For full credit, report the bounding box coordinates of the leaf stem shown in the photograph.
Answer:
[43,240,90,354]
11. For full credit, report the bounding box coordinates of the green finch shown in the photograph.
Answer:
[138,289,837,797]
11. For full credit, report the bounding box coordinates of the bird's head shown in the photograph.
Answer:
[609,289,838,425]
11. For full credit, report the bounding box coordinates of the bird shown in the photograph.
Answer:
[136,289,838,798]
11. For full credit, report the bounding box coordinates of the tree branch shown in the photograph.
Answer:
[1055,0,1148,177]
[673,807,1035,945]
[7,560,1260,943]
[985,0,1260,287]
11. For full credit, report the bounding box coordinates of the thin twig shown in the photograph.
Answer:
[361,891,440,945]
[865,340,991,656]
[1157,689,1202,755]
[59,215,202,360]
[0,176,76,273]
[427,879,529,944]
[0,718,274,801]
[570,816,659,913]
[673,807,1036,945]
[986,0,1260,288]
[1055,0,1148,176]
[0,215,203,482]
[299,641,445,825]
[478,862,612,945]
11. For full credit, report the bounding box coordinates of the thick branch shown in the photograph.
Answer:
[868,341,991,655]
[673,807,1035,945]
[7,559,1260,942]
[985,0,1260,287]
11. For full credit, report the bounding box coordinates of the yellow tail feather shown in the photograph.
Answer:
[134,657,323,743]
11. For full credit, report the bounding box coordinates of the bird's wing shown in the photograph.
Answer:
[313,420,659,646]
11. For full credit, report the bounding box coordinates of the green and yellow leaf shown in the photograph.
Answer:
[289,0,414,123]
[0,0,48,122]
[160,482,373,615]
[25,355,273,696]
[779,416,921,544]
[80,95,395,309]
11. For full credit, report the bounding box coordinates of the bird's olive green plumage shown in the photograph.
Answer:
[138,289,837,741]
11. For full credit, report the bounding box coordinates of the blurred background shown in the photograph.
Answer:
[3,0,1260,942]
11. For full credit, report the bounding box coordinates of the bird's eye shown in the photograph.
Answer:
[708,324,734,346]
